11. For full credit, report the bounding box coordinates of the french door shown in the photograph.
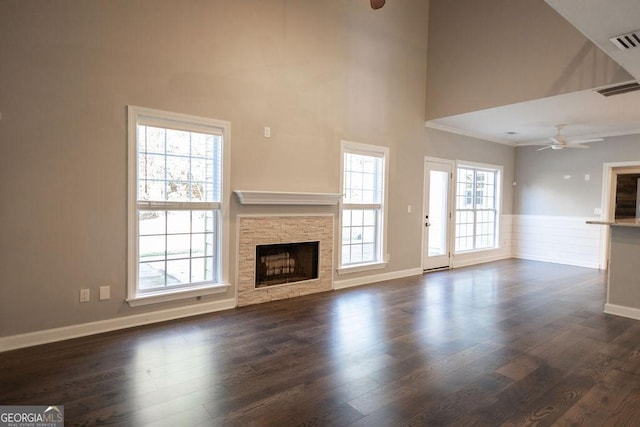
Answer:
[422,158,453,270]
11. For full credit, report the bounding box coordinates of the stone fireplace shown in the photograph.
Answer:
[237,215,333,306]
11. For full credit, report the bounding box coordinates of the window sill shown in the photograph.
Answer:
[454,246,500,255]
[337,261,388,275]
[126,283,230,307]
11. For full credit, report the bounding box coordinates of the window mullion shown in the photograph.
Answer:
[375,207,381,261]
[143,126,148,198]
[189,130,192,203]
[472,170,477,250]
[163,208,168,288]
[163,129,168,206]
[189,211,193,284]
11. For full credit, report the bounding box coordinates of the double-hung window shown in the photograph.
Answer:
[127,106,230,306]
[339,141,388,271]
[455,163,501,252]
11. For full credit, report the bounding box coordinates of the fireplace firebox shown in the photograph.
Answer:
[255,241,319,288]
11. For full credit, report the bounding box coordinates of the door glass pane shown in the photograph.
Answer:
[428,170,448,257]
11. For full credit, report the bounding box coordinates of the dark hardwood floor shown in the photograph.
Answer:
[2,259,640,426]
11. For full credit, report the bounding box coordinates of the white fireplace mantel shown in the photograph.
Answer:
[233,190,342,206]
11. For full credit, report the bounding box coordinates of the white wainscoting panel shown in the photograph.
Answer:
[512,215,603,269]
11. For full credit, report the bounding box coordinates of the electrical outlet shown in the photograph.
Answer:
[99,285,110,301]
[80,288,90,303]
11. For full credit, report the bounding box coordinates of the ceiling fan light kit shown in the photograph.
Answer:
[371,0,385,10]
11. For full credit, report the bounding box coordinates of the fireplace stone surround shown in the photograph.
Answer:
[236,215,333,306]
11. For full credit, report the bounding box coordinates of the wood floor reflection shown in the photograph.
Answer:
[3,259,640,426]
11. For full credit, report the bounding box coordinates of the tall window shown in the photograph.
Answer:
[128,106,229,305]
[340,141,388,269]
[455,164,500,252]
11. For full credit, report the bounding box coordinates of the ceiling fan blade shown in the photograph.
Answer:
[540,126,597,152]
[569,138,604,144]
[564,143,590,149]
[371,0,385,9]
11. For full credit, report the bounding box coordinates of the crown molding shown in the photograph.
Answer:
[425,121,516,146]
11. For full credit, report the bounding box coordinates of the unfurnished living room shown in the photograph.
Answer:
[2,0,640,425]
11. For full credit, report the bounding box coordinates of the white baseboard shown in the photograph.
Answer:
[333,267,422,290]
[604,303,640,321]
[0,298,236,352]
[512,253,600,269]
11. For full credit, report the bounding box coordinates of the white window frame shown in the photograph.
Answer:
[454,161,502,253]
[337,140,389,274]
[127,106,230,306]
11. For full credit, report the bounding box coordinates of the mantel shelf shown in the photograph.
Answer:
[233,190,342,206]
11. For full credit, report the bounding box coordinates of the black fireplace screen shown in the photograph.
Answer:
[255,241,319,288]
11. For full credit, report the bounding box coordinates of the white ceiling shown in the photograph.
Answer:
[546,0,640,82]
[426,0,640,147]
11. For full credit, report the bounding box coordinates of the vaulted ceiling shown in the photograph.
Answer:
[426,0,640,147]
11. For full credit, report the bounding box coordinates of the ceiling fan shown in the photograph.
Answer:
[371,0,385,10]
[537,125,603,151]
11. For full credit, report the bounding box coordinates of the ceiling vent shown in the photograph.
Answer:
[596,82,640,97]
[610,30,640,50]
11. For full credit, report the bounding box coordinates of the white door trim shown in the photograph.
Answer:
[600,161,640,269]
[422,157,455,271]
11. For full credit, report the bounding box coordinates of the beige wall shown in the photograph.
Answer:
[0,0,430,336]
[425,0,632,120]
[4,0,617,340]
[425,128,515,215]
[608,226,640,311]
[514,135,640,217]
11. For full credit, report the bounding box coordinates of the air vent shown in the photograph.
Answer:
[610,30,640,50]
[596,82,640,97]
